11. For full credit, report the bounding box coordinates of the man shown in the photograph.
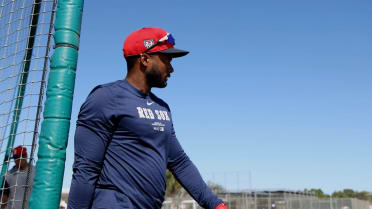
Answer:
[68,27,228,209]
[1,146,35,209]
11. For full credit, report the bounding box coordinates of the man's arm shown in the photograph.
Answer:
[0,181,9,209]
[167,126,226,209]
[67,87,115,209]
[0,194,8,209]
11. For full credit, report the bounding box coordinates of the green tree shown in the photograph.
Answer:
[332,189,355,198]
[207,181,226,193]
[165,169,182,197]
[304,188,330,198]
[332,189,372,201]
[354,191,369,200]
[343,189,355,198]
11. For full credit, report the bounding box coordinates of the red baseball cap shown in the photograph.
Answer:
[123,27,189,58]
[12,145,27,158]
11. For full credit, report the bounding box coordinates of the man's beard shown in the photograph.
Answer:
[146,64,167,88]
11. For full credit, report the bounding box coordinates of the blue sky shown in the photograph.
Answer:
[62,0,372,194]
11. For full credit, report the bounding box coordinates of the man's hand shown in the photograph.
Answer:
[216,202,228,209]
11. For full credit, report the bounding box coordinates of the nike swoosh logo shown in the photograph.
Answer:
[147,101,154,105]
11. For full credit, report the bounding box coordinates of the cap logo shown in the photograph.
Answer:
[144,39,154,49]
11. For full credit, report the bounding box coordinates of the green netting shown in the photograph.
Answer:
[0,0,57,208]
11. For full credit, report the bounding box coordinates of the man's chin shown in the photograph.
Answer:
[155,83,167,88]
[150,81,167,88]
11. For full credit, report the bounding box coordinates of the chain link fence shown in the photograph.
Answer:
[162,191,371,209]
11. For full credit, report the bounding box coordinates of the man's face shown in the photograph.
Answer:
[14,156,21,168]
[145,53,174,88]
[13,156,27,169]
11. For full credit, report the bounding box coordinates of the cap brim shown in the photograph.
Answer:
[158,47,189,58]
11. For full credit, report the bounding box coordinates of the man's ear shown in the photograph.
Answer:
[139,53,151,68]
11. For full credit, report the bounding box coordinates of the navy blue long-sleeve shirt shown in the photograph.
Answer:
[67,80,222,209]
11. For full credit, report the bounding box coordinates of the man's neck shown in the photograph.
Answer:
[125,75,150,94]
[18,163,29,171]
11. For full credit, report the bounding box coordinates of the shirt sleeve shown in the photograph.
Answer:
[167,125,223,209]
[67,86,116,209]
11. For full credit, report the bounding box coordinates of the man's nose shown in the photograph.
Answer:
[168,64,174,73]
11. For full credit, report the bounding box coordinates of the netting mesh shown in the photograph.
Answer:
[0,0,56,208]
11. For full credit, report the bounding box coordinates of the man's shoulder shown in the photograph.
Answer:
[149,92,170,110]
[85,80,124,102]
[29,164,36,172]
[8,166,17,174]
[80,80,129,115]
[6,166,21,181]
[98,80,123,88]
[90,80,122,94]
[8,164,35,175]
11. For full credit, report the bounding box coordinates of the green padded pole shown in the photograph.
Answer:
[0,0,42,184]
[29,0,84,208]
